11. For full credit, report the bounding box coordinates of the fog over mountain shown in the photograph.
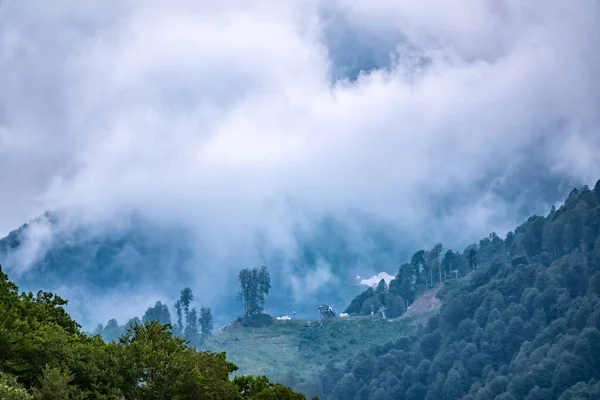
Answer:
[0,0,599,328]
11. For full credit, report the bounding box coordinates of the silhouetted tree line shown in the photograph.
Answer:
[308,181,600,400]
[94,286,213,346]
[95,265,274,343]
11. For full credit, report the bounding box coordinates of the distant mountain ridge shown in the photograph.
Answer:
[0,210,412,328]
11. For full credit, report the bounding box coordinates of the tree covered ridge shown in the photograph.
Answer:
[0,266,311,399]
[345,228,495,318]
[313,180,600,400]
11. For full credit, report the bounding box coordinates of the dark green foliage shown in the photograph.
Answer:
[345,278,408,318]
[345,243,465,318]
[142,301,171,325]
[467,247,478,270]
[199,306,214,344]
[234,375,312,399]
[174,299,183,333]
[184,307,199,341]
[0,370,32,399]
[242,313,274,328]
[32,366,74,400]
[344,287,375,315]
[0,265,305,399]
[319,181,600,400]
[180,287,194,318]
[238,266,271,319]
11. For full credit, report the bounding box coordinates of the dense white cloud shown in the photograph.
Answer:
[1,0,599,324]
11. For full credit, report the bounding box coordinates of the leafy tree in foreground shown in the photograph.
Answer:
[234,375,315,400]
[0,372,31,400]
[0,264,307,399]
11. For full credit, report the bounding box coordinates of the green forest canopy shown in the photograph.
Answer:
[306,181,600,400]
[0,266,311,399]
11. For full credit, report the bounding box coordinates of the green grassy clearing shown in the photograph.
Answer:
[205,314,419,384]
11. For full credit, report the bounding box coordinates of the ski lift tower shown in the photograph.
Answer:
[379,306,387,319]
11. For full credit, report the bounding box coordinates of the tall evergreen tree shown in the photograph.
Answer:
[238,268,252,317]
[467,247,478,270]
[184,307,198,341]
[179,287,194,323]
[400,277,414,306]
[257,265,271,311]
[375,279,388,305]
[429,243,443,284]
[174,300,183,332]
[442,250,456,279]
[238,266,271,318]
[411,250,426,284]
[199,306,214,344]
[143,301,171,325]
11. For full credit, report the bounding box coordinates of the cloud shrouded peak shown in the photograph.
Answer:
[1,0,599,325]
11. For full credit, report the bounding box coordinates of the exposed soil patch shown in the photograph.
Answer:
[401,285,443,319]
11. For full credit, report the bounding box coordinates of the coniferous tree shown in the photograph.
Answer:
[179,287,194,324]
[375,279,387,305]
[322,182,600,400]
[411,250,426,287]
[442,250,457,279]
[248,269,259,315]
[400,277,415,307]
[174,300,183,332]
[257,265,271,311]
[238,268,252,317]
[184,307,198,341]
[238,266,271,318]
[467,247,478,270]
[143,301,171,325]
[429,243,443,284]
[199,306,213,344]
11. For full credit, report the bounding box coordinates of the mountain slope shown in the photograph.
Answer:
[206,316,417,388]
[312,180,600,400]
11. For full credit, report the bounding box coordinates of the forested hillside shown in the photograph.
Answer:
[313,181,600,399]
[0,266,309,399]
[4,180,600,399]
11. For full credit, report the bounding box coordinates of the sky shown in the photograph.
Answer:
[1,0,599,325]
